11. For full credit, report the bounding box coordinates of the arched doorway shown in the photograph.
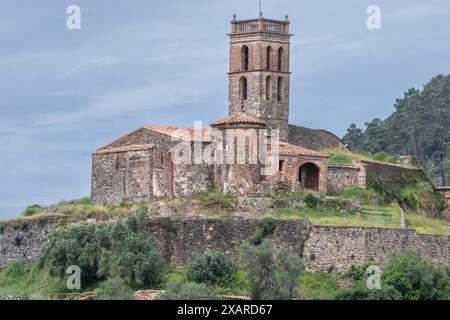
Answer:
[298,163,320,191]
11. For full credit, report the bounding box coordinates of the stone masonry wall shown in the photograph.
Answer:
[303,225,450,273]
[360,160,428,192]
[0,218,58,268]
[2,216,450,273]
[327,164,361,194]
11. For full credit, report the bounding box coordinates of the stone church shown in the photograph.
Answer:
[91,15,350,205]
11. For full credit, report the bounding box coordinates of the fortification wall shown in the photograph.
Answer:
[303,225,450,273]
[326,164,361,194]
[359,160,427,192]
[1,216,450,273]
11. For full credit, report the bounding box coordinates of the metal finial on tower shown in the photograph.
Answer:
[259,0,263,16]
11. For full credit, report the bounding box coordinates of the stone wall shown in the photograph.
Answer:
[92,148,154,205]
[2,216,450,273]
[303,225,450,273]
[0,218,58,268]
[327,164,361,194]
[360,160,428,192]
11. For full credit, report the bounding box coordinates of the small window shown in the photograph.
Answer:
[278,160,285,172]
[278,47,284,71]
[266,46,272,70]
[160,153,164,164]
[277,77,283,102]
[241,45,249,71]
[240,77,248,100]
[266,76,272,101]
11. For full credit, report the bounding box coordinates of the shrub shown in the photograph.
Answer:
[298,272,340,300]
[95,277,134,300]
[383,250,448,300]
[341,261,377,282]
[186,250,237,286]
[240,239,303,300]
[335,282,402,300]
[304,193,320,208]
[398,187,418,208]
[41,214,165,288]
[156,281,219,300]
[249,216,278,245]
[22,205,45,217]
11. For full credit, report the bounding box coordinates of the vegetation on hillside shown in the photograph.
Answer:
[323,147,401,165]
[342,74,450,186]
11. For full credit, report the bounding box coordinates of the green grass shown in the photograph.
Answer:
[191,190,237,209]
[298,272,340,300]
[322,148,371,165]
[322,148,401,165]
[275,204,403,229]
[405,214,450,235]
[16,197,143,219]
[0,261,62,299]
[337,187,378,204]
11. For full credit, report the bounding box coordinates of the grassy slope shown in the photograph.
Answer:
[322,147,403,165]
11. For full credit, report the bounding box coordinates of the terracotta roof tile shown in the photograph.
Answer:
[275,142,327,158]
[144,125,212,142]
[210,113,266,127]
[96,144,154,154]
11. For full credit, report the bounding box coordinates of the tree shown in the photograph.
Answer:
[342,123,364,151]
[186,250,237,286]
[40,214,165,288]
[382,250,448,300]
[342,74,450,186]
[239,239,303,300]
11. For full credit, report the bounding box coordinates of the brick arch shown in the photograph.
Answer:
[299,162,320,191]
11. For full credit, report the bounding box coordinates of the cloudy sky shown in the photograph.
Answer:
[1,0,450,218]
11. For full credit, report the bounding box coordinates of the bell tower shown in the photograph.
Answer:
[228,14,292,141]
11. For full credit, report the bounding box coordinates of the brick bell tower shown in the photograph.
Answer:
[228,14,292,141]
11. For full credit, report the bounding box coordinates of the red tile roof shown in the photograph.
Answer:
[95,144,154,154]
[210,113,266,127]
[144,125,212,142]
[275,142,327,158]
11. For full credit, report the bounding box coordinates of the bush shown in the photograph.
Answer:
[383,250,448,300]
[338,250,449,300]
[41,213,165,288]
[304,194,320,208]
[341,261,377,282]
[95,277,134,300]
[22,205,45,217]
[186,250,237,286]
[156,281,219,300]
[298,272,340,300]
[249,216,278,245]
[335,282,402,300]
[240,239,303,300]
